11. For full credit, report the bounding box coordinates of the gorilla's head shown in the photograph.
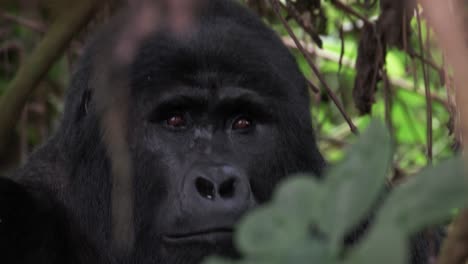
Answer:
[47,0,325,263]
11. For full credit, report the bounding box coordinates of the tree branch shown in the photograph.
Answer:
[0,0,102,153]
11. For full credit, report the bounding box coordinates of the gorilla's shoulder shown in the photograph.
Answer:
[12,137,68,189]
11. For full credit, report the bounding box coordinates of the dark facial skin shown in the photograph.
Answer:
[131,83,283,261]
[132,87,270,262]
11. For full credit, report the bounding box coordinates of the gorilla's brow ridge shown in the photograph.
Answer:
[150,86,273,119]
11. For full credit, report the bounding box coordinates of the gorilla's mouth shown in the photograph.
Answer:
[163,227,234,243]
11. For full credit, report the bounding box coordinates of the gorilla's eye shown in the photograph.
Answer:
[232,116,252,130]
[166,114,186,128]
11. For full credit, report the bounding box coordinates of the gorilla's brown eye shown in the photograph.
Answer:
[232,117,252,130]
[166,114,186,128]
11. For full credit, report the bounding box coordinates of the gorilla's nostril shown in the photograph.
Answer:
[195,177,215,200]
[219,178,237,199]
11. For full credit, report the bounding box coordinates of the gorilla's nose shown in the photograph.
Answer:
[164,166,254,242]
[195,176,238,200]
[184,165,252,214]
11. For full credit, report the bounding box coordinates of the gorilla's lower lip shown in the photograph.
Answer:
[163,228,234,242]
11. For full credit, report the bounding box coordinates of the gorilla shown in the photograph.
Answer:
[0,0,431,263]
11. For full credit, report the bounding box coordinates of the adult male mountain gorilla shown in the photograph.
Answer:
[0,0,325,263]
[0,0,430,263]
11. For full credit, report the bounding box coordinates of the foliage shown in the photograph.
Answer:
[271,0,454,171]
[204,121,467,264]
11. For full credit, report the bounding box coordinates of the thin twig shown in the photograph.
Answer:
[383,70,394,135]
[306,78,320,94]
[338,22,345,72]
[270,0,358,134]
[416,7,433,163]
[408,50,444,76]
[281,1,322,47]
[330,0,372,26]
[402,7,409,55]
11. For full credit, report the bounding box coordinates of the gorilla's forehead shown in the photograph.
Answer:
[130,16,305,100]
[144,85,269,109]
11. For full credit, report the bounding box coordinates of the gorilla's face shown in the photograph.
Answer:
[131,83,279,261]
[139,85,275,228]
[60,1,324,263]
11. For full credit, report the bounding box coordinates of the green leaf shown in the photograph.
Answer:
[278,239,331,264]
[377,157,468,234]
[345,224,407,264]
[273,176,322,228]
[235,176,329,261]
[319,120,393,252]
[235,205,308,257]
